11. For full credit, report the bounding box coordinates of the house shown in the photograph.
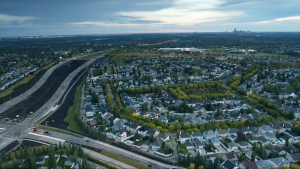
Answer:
[255,160,277,169]
[193,138,205,150]
[245,151,254,159]
[224,153,238,162]
[128,123,141,134]
[85,105,94,118]
[157,133,170,142]
[146,129,160,138]
[263,132,277,142]
[186,140,194,150]
[36,156,45,165]
[285,130,300,139]
[228,134,237,142]
[222,160,237,169]
[246,133,259,143]
[271,123,284,133]
[138,126,151,137]
[286,153,300,162]
[259,125,274,134]
[283,123,293,130]
[237,141,252,149]
[65,155,75,166]
[109,130,127,142]
[179,132,191,144]
[216,129,228,140]
[150,139,163,150]
[142,140,152,149]
[259,137,271,146]
[191,131,203,140]
[228,142,239,152]
[113,118,128,131]
[240,159,258,169]
[228,128,238,136]
[203,130,216,141]
[211,137,221,146]
[269,157,290,168]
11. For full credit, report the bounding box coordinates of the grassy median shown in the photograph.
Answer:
[100,150,151,169]
[63,75,86,135]
[0,62,56,98]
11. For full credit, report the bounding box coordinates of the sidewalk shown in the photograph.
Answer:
[83,148,137,169]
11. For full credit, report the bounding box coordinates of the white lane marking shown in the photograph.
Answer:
[28,132,66,142]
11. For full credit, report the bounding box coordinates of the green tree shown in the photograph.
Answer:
[48,145,56,169]
[91,92,99,104]
[189,163,195,169]
[25,148,37,169]
[11,159,19,169]
[140,103,149,112]
[174,122,181,130]
[214,157,221,169]
[251,151,256,162]
[198,166,204,169]
[178,116,184,123]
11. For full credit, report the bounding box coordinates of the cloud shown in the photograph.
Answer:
[0,14,36,22]
[70,22,163,28]
[224,15,300,25]
[118,0,243,26]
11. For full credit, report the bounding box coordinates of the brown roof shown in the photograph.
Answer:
[291,153,300,161]
[242,159,258,169]
[228,142,238,148]
[217,129,228,135]
[225,153,236,159]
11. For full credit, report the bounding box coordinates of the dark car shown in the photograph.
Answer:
[86,140,89,142]
[148,165,153,168]
[45,131,49,134]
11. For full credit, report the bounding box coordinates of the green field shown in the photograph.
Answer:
[63,76,86,135]
[100,150,151,169]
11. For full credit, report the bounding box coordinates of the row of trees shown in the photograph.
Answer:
[242,94,292,119]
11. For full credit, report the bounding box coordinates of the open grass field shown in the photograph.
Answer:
[0,62,56,98]
[112,52,160,58]
[100,150,151,169]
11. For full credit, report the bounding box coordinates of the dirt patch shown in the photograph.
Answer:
[1,60,85,119]
[41,69,88,129]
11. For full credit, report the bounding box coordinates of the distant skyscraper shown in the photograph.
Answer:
[234,28,237,32]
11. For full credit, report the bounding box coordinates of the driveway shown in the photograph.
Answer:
[215,145,227,153]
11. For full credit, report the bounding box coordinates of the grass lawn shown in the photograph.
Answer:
[0,62,56,98]
[114,52,159,58]
[133,140,145,146]
[56,158,66,168]
[38,126,83,138]
[221,139,232,147]
[100,150,151,169]
[77,51,104,60]
[63,76,86,135]
[178,143,188,154]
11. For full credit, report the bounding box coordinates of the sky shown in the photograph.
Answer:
[1,0,300,37]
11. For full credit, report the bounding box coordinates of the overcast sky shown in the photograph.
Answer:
[1,0,300,37]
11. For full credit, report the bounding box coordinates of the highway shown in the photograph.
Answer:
[25,131,182,169]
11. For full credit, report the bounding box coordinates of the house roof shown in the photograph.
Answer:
[180,132,190,138]
[222,160,236,169]
[151,139,163,147]
[269,157,289,166]
[225,153,236,160]
[157,133,169,139]
[192,131,203,137]
[255,160,276,169]
[129,123,140,129]
[142,140,152,146]
[237,141,250,147]
[139,126,150,132]
[228,142,238,148]
[216,129,227,135]
[242,159,258,169]
[193,138,205,147]
[36,156,45,162]
[186,140,194,147]
[290,153,300,161]
[203,130,215,137]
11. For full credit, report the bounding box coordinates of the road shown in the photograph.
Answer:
[24,131,182,169]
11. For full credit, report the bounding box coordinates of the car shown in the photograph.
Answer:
[86,140,89,142]
[39,130,43,134]
[45,131,49,134]
[148,165,153,168]
[33,129,37,132]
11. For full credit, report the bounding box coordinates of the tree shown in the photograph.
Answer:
[91,92,99,104]
[48,145,56,169]
[214,157,221,169]
[169,125,175,131]
[11,159,19,169]
[291,164,300,169]
[140,103,149,112]
[198,166,204,169]
[189,163,195,169]
[25,148,37,169]
[178,116,184,123]
[174,122,181,130]
[251,151,256,162]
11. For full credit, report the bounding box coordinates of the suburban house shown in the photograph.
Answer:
[146,129,160,138]
[193,138,205,150]
[137,126,151,137]
[191,131,203,140]
[128,123,141,134]
[65,155,75,166]
[157,133,170,142]
[179,132,191,144]
[186,140,194,150]
[286,153,300,163]
[203,130,216,141]
[85,105,94,119]
[216,129,228,140]
[150,139,163,150]
[228,142,239,152]
[36,156,45,165]
[237,141,252,149]
[223,153,238,162]
[113,118,128,131]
